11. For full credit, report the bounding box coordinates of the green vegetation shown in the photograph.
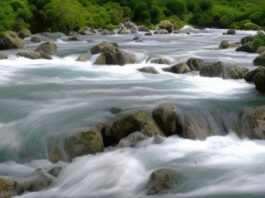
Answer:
[0,0,265,34]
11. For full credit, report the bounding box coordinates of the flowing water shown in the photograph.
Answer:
[0,28,265,197]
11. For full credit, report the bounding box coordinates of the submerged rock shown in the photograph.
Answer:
[200,62,249,79]
[138,67,158,74]
[0,31,24,50]
[163,63,191,74]
[76,55,89,62]
[153,104,182,136]
[145,32,152,36]
[110,111,163,143]
[253,52,265,66]
[149,57,171,65]
[18,29,32,39]
[36,41,57,56]
[240,105,265,139]
[146,169,178,195]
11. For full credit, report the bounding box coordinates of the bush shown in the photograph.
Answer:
[253,32,265,51]
[165,0,186,16]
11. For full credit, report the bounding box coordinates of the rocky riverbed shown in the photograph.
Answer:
[0,26,265,198]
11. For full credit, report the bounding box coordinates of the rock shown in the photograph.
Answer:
[68,36,79,41]
[109,107,122,114]
[186,58,204,71]
[239,105,265,139]
[153,104,182,136]
[68,31,79,37]
[219,40,229,49]
[64,124,104,161]
[257,46,265,54]
[236,42,255,53]
[254,52,265,66]
[17,29,32,39]
[241,36,254,45]
[117,132,147,148]
[0,31,24,50]
[145,32,152,36]
[138,25,149,32]
[17,51,43,59]
[244,67,264,82]
[36,42,57,55]
[200,62,249,79]
[224,29,236,35]
[0,177,16,197]
[117,29,131,34]
[154,29,169,34]
[244,67,265,92]
[94,46,136,66]
[163,63,191,74]
[146,169,178,195]
[47,167,62,178]
[138,67,158,74]
[158,20,174,33]
[110,111,163,143]
[30,36,41,43]
[76,55,89,62]
[41,32,65,39]
[0,54,7,59]
[101,30,115,35]
[149,57,171,65]
[122,21,138,32]
[90,41,118,55]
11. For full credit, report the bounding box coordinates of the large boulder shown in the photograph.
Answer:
[0,177,16,197]
[186,58,204,71]
[146,169,178,195]
[36,42,57,56]
[253,52,265,66]
[158,20,174,33]
[239,105,265,139]
[0,31,24,50]
[153,104,182,136]
[110,111,164,143]
[94,47,136,66]
[138,67,158,74]
[17,29,32,39]
[17,51,51,60]
[163,63,191,74]
[244,67,265,92]
[236,42,255,53]
[200,62,249,79]
[64,124,104,161]
[90,41,118,55]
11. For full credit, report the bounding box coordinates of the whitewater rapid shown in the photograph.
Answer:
[0,28,264,197]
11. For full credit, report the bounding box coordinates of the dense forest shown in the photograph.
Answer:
[0,0,265,33]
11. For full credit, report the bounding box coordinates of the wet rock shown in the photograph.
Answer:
[68,31,79,37]
[17,29,32,39]
[163,63,191,74]
[90,41,118,55]
[138,25,149,32]
[17,51,43,59]
[153,104,182,136]
[138,67,158,74]
[236,42,255,53]
[101,30,115,35]
[154,29,169,34]
[224,29,236,35]
[0,177,16,197]
[110,111,163,143]
[0,31,24,50]
[64,124,104,161]
[117,132,147,148]
[36,41,57,55]
[146,169,178,195]
[145,32,152,36]
[109,107,122,114]
[257,46,265,54]
[254,52,265,66]
[76,55,89,62]
[239,105,265,139]
[186,58,204,71]
[41,32,65,39]
[219,40,229,49]
[30,36,41,43]
[68,36,79,41]
[158,20,173,33]
[0,54,7,59]
[94,46,136,66]
[117,29,131,34]
[246,67,265,92]
[241,36,254,45]
[122,21,138,32]
[200,62,249,79]
[149,57,171,65]
[47,167,63,178]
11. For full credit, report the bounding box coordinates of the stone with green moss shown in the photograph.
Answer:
[0,31,24,50]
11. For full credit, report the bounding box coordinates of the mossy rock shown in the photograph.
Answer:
[0,31,24,50]
[163,63,191,74]
[158,20,173,33]
[36,42,57,55]
[186,58,204,71]
[17,29,32,39]
[138,67,158,74]
[254,52,265,66]
[236,42,255,53]
[241,36,254,45]
[257,46,265,54]
[90,41,118,55]
[110,111,164,143]
[0,177,16,198]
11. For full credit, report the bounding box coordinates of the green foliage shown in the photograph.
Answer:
[253,32,265,51]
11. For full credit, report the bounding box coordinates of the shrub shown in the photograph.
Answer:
[253,32,265,52]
